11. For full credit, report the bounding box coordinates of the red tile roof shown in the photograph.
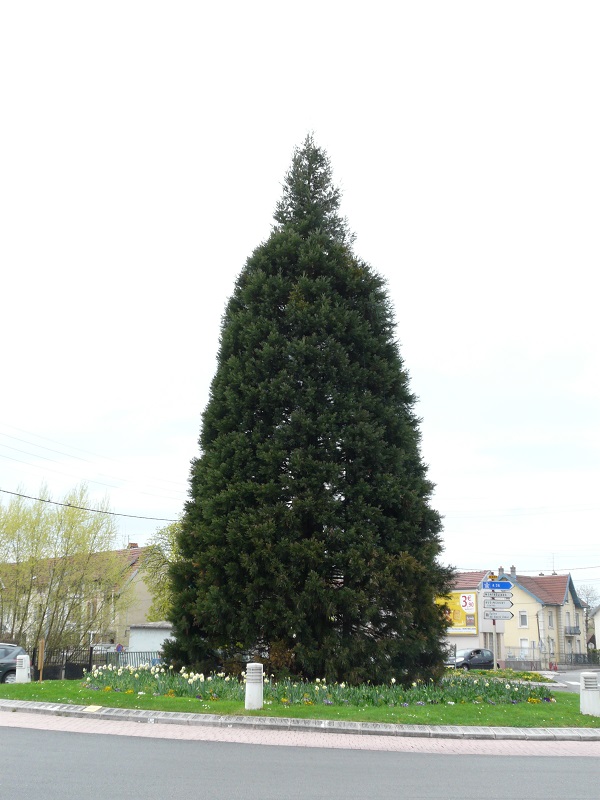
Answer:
[513,573,570,605]
[451,571,489,590]
[450,569,580,607]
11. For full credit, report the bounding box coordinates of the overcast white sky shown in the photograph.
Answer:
[1,3,598,592]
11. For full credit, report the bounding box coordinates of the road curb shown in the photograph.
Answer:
[1,698,599,741]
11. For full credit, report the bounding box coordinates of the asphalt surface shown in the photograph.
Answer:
[3,725,600,800]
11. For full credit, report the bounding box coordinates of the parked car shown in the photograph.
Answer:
[0,643,27,683]
[446,648,496,670]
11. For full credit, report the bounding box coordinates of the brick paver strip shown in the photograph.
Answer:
[1,698,599,746]
[1,707,599,757]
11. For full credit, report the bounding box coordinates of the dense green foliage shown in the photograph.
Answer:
[167,135,453,683]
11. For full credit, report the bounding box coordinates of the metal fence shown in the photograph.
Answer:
[101,650,162,669]
[503,645,600,670]
[503,645,545,671]
[29,648,161,680]
[563,651,600,666]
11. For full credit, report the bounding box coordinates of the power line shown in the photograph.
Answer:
[456,564,600,574]
[445,505,599,519]
[0,423,187,489]
[0,451,185,503]
[0,488,178,522]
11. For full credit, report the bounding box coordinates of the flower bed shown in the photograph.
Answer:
[84,665,554,707]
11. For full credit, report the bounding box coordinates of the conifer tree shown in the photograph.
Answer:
[167,135,453,683]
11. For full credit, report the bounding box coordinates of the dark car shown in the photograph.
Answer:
[0,643,27,683]
[446,647,495,670]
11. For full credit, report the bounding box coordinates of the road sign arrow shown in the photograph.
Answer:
[483,599,513,609]
[482,591,513,599]
[483,610,514,620]
[482,581,513,590]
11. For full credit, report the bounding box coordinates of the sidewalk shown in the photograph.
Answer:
[1,697,599,742]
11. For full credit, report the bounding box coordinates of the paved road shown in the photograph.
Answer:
[552,668,600,694]
[2,724,599,800]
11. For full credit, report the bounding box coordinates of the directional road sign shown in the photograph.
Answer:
[484,610,514,620]
[483,599,513,609]
[482,580,512,590]
[482,591,513,599]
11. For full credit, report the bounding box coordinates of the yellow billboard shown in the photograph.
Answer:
[439,591,478,635]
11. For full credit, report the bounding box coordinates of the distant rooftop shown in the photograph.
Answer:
[451,571,489,590]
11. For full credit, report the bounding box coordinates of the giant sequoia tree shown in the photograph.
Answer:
[168,136,452,683]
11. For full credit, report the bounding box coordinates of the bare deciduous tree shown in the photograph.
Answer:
[0,485,134,649]
[139,520,181,622]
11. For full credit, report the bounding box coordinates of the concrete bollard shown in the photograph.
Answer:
[245,662,264,710]
[580,671,600,716]
[16,654,32,683]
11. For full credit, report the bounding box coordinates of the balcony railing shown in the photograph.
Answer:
[564,626,580,635]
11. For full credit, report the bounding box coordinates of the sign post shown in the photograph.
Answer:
[38,638,45,683]
[482,576,513,670]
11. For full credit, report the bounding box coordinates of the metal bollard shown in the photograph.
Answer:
[245,662,264,710]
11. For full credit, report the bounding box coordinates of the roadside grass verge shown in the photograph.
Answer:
[0,679,597,728]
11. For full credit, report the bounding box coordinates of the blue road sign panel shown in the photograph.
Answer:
[482,580,513,590]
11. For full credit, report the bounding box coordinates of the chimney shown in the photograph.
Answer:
[510,565,516,579]
[498,566,504,576]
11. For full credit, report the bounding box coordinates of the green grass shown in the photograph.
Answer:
[467,668,552,683]
[0,680,598,728]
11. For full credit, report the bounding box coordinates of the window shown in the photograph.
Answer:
[575,613,580,628]
[549,638,555,655]
[548,611,553,628]
[519,638,529,658]
[566,611,571,627]
[519,610,528,627]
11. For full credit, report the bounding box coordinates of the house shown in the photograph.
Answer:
[443,570,506,660]
[443,566,587,669]
[65,543,155,648]
[127,621,173,653]
[496,565,586,669]
[111,544,153,646]
[0,542,154,650]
